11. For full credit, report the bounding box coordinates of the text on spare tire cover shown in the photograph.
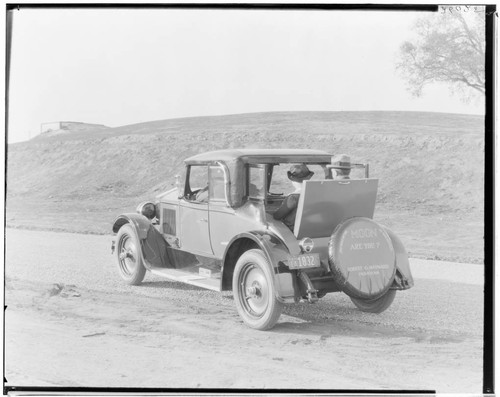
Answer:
[331,218,396,299]
[345,227,390,275]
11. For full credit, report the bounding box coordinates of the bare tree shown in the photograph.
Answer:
[397,10,485,101]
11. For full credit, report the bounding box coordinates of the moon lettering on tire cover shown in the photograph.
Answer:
[329,218,396,299]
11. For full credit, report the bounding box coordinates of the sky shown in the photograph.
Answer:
[7,7,485,143]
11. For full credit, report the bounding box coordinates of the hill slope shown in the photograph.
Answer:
[6,111,485,262]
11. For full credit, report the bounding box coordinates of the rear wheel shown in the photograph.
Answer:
[232,249,283,330]
[350,289,396,313]
[116,224,146,285]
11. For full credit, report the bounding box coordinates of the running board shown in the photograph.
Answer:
[149,268,221,291]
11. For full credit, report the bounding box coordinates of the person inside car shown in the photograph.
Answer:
[331,154,351,179]
[272,163,314,231]
[194,184,209,202]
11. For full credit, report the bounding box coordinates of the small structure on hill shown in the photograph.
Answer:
[40,121,108,136]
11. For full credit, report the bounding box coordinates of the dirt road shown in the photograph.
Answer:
[4,229,484,392]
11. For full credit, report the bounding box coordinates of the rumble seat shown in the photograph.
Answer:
[293,179,379,239]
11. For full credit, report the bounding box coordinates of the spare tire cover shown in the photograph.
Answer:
[328,217,396,299]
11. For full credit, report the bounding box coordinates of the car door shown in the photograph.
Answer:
[208,163,267,258]
[178,165,213,256]
[207,163,235,257]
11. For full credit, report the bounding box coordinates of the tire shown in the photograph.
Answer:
[232,249,283,330]
[116,224,147,285]
[328,217,396,300]
[350,289,396,313]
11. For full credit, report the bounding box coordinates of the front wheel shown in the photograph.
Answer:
[116,224,146,285]
[232,249,283,330]
[350,289,396,313]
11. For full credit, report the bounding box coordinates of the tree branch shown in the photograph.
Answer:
[396,13,485,100]
[455,13,485,57]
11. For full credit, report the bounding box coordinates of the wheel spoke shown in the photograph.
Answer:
[233,250,283,330]
[118,235,139,276]
[239,262,269,317]
[115,226,146,286]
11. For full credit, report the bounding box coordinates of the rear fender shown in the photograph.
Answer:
[383,227,414,289]
[222,231,296,303]
[112,213,152,239]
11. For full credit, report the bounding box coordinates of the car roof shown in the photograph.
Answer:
[185,149,332,165]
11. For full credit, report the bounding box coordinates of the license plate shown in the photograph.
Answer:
[287,253,320,269]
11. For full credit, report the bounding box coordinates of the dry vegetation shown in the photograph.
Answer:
[6,111,485,263]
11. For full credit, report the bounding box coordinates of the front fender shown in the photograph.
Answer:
[223,231,296,303]
[383,227,414,289]
[112,213,152,239]
[113,213,172,270]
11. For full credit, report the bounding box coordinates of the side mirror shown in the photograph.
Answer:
[175,175,184,199]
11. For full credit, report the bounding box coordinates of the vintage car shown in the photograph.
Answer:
[112,149,413,330]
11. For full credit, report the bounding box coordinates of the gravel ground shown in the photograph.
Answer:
[4,228,485,392]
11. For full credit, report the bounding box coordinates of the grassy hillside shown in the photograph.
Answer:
[6,111,485,263]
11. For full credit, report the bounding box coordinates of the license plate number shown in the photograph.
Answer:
[287,253,320,269]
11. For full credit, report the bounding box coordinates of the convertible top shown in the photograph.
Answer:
[185,149,341,208]
[185,149,332,165]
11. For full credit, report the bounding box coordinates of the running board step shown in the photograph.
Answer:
[149,268,221,291]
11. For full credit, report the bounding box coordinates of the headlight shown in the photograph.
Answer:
[299,237,314,253]
[136,201,156,220]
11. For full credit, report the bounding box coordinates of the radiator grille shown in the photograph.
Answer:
[163,209,176,235]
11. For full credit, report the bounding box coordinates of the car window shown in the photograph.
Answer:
[209,165,226,201]
[187,165,208,199]
[269,164,327,195]
[248,166,265,199]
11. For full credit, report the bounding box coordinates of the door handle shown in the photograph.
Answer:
[198,218,208,223]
